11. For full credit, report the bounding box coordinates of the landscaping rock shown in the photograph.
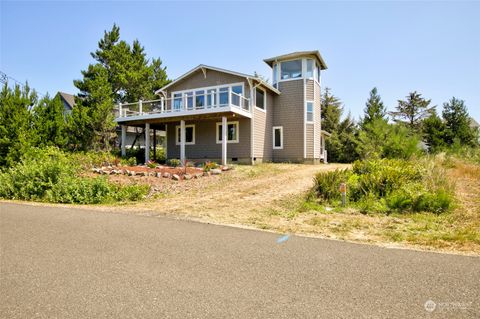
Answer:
[156,172,162,178]
[203,171,211,177]
[194,173,203,179]
[141,171,149,177]
[221,166,230,171]
[184,174,192,180]
[210,168,222,175]
[128,170,136,177]
[172,174,180,181]
[163,172,171,178]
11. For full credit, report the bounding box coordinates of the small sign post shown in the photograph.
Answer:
[339,183,347,207]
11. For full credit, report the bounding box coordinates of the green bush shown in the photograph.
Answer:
[0,147,148,204]
[311,158,454,214]
[167,159,181,167]
[202,161,219,172]
[120,156,137,166]
[312,169,351,202]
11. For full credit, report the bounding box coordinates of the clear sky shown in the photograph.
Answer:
[1,1,479,121]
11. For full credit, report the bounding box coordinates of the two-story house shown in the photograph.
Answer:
[115,50,330,165]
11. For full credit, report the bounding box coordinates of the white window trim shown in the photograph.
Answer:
[306,101,314,124]
[254,87,267,112]
[175,124,195,145]
[216,121,239,144]
[273,126,283,150]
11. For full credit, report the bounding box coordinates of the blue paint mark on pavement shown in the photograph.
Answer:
[277,234,290,244]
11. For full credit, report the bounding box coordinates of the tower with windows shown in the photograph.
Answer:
[264,51,328,163]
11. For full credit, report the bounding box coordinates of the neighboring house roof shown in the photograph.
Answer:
[263,50,328,70]
[155,64,281,96]
[470,117,479,129]
[57,92,76,110]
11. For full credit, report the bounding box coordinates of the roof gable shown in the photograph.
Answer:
[156,64,280,95]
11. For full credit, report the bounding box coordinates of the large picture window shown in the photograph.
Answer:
[280,60,302,80]
[255,88,265,110]
[216,121,239,143]
[273,126,283,149]
[176,124,195,145]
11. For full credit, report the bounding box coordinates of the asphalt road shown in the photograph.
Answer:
[1,203,479,318]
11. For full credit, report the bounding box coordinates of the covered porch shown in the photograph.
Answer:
[117,111,251,166]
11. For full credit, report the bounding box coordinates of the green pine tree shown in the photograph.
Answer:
[422,111,448,153]
[321,88,359,163]
[442,97,477,146]
[71,24,170,151]
[32,94,69,148]
[0,83,37,166]
[360,87,388,128]
[391,91,435,132]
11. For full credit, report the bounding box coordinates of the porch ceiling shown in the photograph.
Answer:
[117,111,245,127]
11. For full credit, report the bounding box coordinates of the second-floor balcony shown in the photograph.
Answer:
[115,88,250,122]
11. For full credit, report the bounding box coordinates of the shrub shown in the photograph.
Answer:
[202,161,219,172]
[312,169,351,202]
[146,160,157,169]
[311,158,454,214]
[167,159,181,167]
[0,147,148,204]
[120,156,137,166]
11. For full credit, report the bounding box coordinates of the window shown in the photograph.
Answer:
[280,60,302,80]
[316,65,321,83]
[306,59,314,78]
[176,124,195,145]
[216,121,239,143]
[306,102,314,122]
[173,93,182,111]
[272,63,278,86]
[273,126,283,149]
[195,90,205,108]
[219,87,228,106]
[185,92,194,110]
[255,87,266,110]
[231,85,243,107]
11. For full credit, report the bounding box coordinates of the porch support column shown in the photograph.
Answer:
[145,123,150,163]
[121,125,127,157]
[153,129,157,161]
[221,116,227,166]
[180,120,186,166]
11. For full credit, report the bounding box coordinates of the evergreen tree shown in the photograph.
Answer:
[360,87,387,128]
[32,94,69,148]
[391,91,434,132]
[321,88,359,163]
[71,24,170,150]
[422,111,448,153]
[0,83,37,166]
[442,97,477,146]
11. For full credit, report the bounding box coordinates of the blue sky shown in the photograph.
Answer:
[1,1,479,121]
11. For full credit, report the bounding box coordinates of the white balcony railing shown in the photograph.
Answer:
[115,91,250,119]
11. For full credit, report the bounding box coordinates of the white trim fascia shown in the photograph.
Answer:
[216,121,239,144]
[272,126,283,150]
[248,79,255,161]
[175,124,195,145]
